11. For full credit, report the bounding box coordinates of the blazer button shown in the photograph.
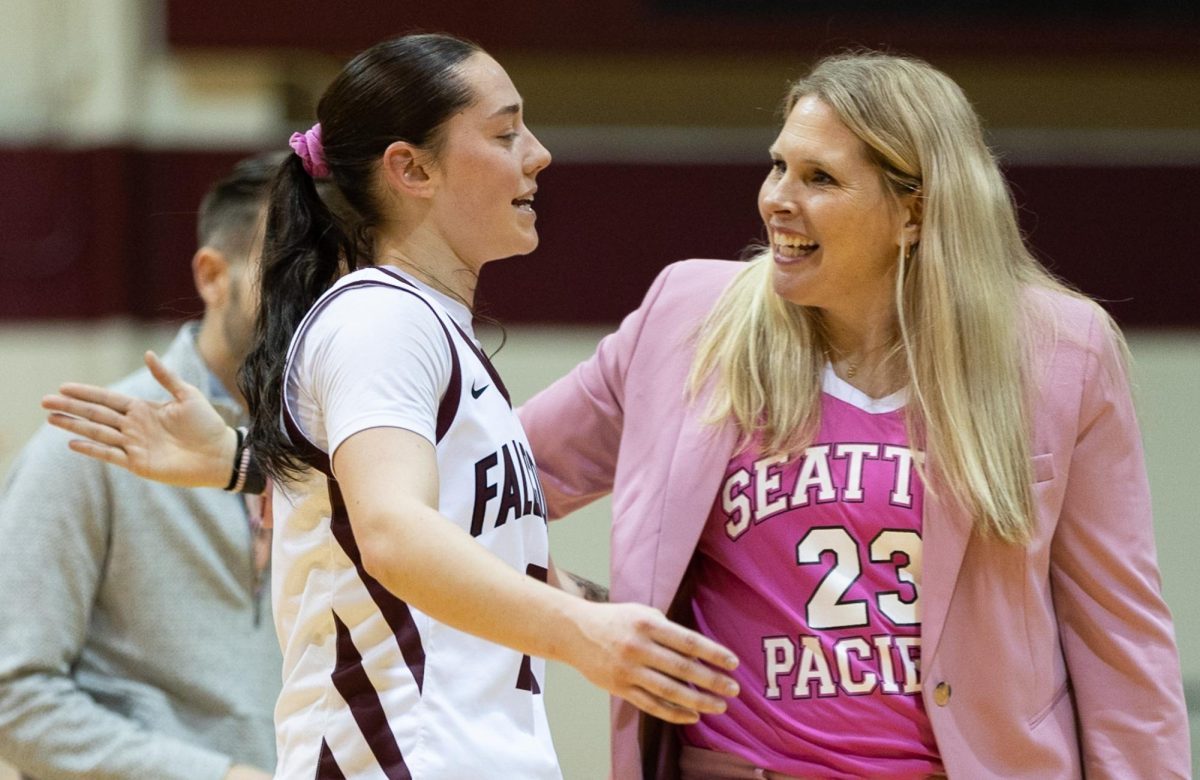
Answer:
[933,681,952,707]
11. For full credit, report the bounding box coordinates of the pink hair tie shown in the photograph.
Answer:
[288,123,330,178]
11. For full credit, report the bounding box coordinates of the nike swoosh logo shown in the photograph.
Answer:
[471,382,489,399]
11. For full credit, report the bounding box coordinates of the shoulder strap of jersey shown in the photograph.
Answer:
[281,272,462,478]
[374,267,513,408]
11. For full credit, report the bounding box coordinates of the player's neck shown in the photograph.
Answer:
[374,231,478,309]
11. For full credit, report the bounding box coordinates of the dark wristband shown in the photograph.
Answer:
[226,426,268,495]
[223,427,246,491]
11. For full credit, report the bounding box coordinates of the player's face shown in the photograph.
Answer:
[759,95,915,322]
[428,53,551,271]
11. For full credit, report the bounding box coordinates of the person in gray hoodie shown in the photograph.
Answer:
[0,155,283,780]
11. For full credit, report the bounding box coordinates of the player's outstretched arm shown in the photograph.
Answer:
[338,426,741,725]
[41,351,237,489]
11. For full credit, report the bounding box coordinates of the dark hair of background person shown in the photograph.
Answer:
[239,32,483,481]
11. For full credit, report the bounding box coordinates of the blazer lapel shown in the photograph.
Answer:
[650,396,739,611]
[919,492,973,667]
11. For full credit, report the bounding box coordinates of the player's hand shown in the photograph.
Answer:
[568,601,739,724]
[42,350,237,488]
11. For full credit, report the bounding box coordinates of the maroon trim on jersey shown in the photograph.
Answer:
[331,611,415,780]
[446,317,513,408]
[282,404,330,475]
[375,265,510,408]
[328,479,427,691]
[278,404,428,694]
[515,563,549,694]
[316,738,347,780]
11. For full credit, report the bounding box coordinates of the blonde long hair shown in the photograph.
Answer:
[689,52,1104,543]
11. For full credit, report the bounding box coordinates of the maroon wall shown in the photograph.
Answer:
[165,0,1198,58]
[0,147,1195,328]
[0,148,248,320]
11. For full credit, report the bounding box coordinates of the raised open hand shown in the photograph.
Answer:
[42,351,237,488]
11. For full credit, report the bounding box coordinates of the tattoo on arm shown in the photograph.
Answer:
[566,571,610,603]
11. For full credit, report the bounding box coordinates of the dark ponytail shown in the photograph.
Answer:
[239,33,481,481]
[239,154,350,479]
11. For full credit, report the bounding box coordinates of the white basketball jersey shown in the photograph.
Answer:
[270,266,559,780]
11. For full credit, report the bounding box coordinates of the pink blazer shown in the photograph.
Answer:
[519,259,1189,779]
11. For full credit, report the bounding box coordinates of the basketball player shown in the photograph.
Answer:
[39,34,737,780]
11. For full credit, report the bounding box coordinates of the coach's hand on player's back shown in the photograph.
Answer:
[569,601,739,724]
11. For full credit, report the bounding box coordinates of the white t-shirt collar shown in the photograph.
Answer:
[821,362,907,414]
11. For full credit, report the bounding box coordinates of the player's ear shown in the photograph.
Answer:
[193,247,232,309]
[381,141,436,199]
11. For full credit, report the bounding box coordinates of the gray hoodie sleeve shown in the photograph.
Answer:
[0,425,233,780]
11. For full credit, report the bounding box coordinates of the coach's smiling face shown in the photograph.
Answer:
[760,95,920,328]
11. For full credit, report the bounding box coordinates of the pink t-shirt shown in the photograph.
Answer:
[682,366,943,779]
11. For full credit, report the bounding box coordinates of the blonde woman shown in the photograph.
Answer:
[46,51,1189,778]
[521,52,1188,778]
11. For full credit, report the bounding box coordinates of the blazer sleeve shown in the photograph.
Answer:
[518,263,678,519]
[1048,309,1191,778]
